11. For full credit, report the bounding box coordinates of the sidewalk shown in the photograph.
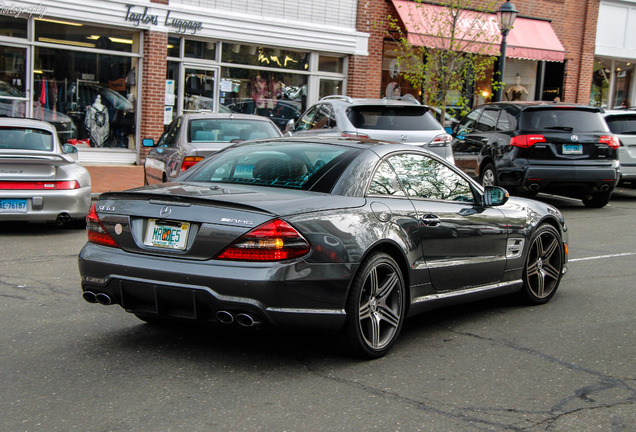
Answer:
[84,165,145,198]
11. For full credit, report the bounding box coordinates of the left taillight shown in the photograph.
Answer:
[0,180,80,190]
[181,156,204,172]
[86,204,119,248]
[216,219,310,261]
[429,133,452,147]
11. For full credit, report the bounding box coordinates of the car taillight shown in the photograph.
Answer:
[86,204,119,248]
[341,131,370,138]
[599,135,620,149]
[181,156,204,172]
[216,218,310,261]
[0,180,80,190]
[510,134,547,148]
[429,133,452,147]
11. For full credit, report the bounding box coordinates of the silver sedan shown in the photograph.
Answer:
[0,118,92,224]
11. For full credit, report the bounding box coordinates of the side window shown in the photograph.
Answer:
[387,153,474,202]
[311,104,335,130]
[456,107,483,135]
[475,108,499,132]
[497,108,517,131]
[156,117,182,148]
[295,105,318,131]
[368,160,405,196]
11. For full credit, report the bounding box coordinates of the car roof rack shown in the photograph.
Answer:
[319,95,353,103]
[383,95,421,105]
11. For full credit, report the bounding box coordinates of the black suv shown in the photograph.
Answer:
[451,102,620,208]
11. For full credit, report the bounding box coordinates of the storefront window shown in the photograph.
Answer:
[35,19,135,53]
[33,46,138,147]
[222,43,309,71]
[319,79,343,99]
[0,14,27,38]
[185,40,215,60]
[167,36,181,58]
[591,59,634,108]
[220,67,306,130]
[318,56,344,73]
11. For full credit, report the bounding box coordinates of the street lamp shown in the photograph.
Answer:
[493,1,518,102]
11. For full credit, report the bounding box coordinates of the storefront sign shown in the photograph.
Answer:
[124,4,203,35]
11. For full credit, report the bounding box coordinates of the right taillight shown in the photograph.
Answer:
[510,134,547,148]
[86,204,119,248]
[216,219,310,261]
[599,135,620,149]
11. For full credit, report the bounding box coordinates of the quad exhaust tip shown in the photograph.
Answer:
[216,310,234,324]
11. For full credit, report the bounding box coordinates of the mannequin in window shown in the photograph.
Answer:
[506,74,528,101]
[84,95,110,147]
[385,82,401,98]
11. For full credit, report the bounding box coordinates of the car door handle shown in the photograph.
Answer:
[420,214,441,227]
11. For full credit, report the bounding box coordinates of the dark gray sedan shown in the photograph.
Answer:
[143,113,282,184]
[79,137,568,358]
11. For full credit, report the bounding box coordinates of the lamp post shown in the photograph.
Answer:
[493,1,518,102]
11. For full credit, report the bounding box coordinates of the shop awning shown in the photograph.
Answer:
[390,0,565,62]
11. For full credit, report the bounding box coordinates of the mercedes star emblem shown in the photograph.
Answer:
[160,206,172,217]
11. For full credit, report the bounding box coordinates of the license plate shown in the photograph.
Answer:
[0,199,27,213]
[562,144,583,155]
[144,219,190,250]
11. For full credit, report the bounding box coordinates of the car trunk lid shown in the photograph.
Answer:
[93,183,364,260]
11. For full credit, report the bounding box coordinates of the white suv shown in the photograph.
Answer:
[286,96,454,164]
[603,110,636,186]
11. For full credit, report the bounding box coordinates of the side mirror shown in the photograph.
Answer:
[142,138,155,147]
[483,186,509,206]
[285,119,295,133]
[62,143,79,161]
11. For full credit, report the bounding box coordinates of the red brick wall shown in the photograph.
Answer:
[352,0,599,103]
[139,30,168,161]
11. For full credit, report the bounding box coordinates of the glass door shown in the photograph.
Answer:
[0,44,28,119]
[182,65,219,114]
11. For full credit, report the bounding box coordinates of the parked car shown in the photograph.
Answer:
[224,98,302,131]
[143,112,282,184]
[602,110,636,186]
[0,117,91,224]
[79,137,568,359]
[286,96,454,164]
[451,102,620,208]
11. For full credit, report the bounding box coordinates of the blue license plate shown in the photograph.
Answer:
[562,144,583,155]
[0,199,27,213]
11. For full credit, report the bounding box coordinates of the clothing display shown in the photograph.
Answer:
[84,96,110,147]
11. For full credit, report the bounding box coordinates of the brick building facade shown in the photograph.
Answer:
[351,0,599,105]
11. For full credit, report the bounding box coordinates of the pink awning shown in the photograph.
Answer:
[390,0,565,62]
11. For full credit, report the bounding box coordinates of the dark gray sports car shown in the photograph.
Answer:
[78,137,568,358]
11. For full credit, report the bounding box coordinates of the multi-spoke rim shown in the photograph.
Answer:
[526,230,563,298]
[357,262,403,350]
[481,168,496,186]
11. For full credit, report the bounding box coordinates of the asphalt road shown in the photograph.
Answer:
[1,189,635,432]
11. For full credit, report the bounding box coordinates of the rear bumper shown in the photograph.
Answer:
[78,243,353,330]
[0,187,91,222]
[498,162,619,194]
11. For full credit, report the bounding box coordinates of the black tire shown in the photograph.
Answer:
[582,191,611,208]
[520,224,564,305]
[479,163,497,186]
[341,252,406,359]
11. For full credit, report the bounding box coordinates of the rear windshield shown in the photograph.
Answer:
[519,109,609,133]
[347,106,441,131]
[605,114,636,135]
[0,127,54,151]
[184,141,355,189]
[188,119,280,142]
